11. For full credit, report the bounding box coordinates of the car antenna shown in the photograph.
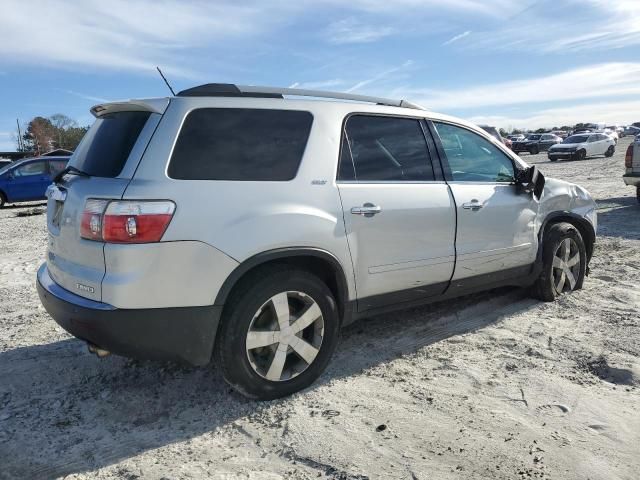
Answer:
[156,66,176,96]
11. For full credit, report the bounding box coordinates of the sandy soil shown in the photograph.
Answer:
[1,139,638,480]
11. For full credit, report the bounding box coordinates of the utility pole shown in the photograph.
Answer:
[16,118,23,151]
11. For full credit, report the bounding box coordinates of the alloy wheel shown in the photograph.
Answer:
[245,291,324,382]
[552,238,581,294]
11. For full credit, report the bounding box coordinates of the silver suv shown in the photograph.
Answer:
[37,84,597,399]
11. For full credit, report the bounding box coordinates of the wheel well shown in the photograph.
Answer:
[541,215,595,261]
[216,251,349,320]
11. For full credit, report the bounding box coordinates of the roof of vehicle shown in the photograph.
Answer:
[3,155,70,168]
[90,84,427,118]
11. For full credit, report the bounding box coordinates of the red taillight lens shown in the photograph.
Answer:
[80,199,109,240]
[625,145,634,168]
[80,200,175,243]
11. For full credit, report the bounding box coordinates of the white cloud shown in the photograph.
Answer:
[325,18,394,44]
[470,0,640,53]
[289,79,345,89]
[0,0,527,76]
[395,63,640,110]
[467,99,640,130]
[59,90,110,103]
[0,0,285,78]
[442,30,471,46]
[347,60,413,93]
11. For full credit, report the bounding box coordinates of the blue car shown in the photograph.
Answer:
[0,156,69,208]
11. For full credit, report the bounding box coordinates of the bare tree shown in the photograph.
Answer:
[49,114,77,149]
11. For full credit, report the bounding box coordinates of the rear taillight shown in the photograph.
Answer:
[80,199,175,243]
[625,145,634,168]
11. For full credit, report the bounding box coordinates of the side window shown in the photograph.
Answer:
[14,161,47,177]
[168,108,313,181]
[433,122,515,183]
[339,115,434,181]
[337,134,356,181]
[49,160,68,176]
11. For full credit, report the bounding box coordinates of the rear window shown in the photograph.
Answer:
[72,111,151,177]
[168,108,313,181]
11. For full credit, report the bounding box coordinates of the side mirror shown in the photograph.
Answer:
[515,165,545,199]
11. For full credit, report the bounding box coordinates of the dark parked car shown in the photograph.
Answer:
[0,156,69,207]
[0,159,12,169]
[512,134,561,155]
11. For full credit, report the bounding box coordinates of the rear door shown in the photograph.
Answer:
[337,114,456,310]
[431,121,538,288]
[46,109,162,301]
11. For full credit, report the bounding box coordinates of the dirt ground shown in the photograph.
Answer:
[1,138,638,480]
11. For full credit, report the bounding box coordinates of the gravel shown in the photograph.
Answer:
[0,139,638,480]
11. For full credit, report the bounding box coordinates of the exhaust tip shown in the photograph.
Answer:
[87,343,111,358]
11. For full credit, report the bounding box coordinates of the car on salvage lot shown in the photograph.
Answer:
[512,133,561,155]
[624,137,640,203]
[547,133,615,162]
[0,156,69,208]
[37,84,597,399]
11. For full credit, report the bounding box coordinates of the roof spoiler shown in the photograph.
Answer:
[90,98,170,118]
[176,83,425,110]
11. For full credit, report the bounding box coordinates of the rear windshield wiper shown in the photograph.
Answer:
[54,165,90,183]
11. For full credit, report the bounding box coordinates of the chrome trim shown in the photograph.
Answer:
[351,204,382,216]
[37,263,115,311]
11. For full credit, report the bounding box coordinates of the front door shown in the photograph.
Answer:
[431,122,538,288]
[6,160,51,201]
[337,114,456,311]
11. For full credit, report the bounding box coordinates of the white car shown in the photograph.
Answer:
[548,132,615,162]
[36,83,598,399]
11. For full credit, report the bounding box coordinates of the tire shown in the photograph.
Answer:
[0,192,5,208]
[549,157,558,162]
[576,149,586,161]
[532,222,587,302]
[529,146,539,155]
[215,266,340,400]
[605,145,615,157]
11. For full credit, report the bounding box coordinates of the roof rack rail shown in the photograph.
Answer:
[176,83,424,110]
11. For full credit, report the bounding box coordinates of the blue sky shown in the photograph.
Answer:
[1,0,640,150]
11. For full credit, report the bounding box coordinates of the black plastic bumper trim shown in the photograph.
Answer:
[37,264,221,366]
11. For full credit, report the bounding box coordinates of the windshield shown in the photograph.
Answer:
[526,134,541,140]
[0,163,13,175]
[564,135,589,144]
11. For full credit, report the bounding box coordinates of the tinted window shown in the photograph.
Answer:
[564,135,589,144]
[434,122,515,183]
[14,161,47,177]
[168,108,313,181]
[339,115,434,181]
[72,111,151,177]
[337,134,356,181]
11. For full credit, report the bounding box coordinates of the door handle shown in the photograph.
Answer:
[462,200,484,211]
[351,203,382,217]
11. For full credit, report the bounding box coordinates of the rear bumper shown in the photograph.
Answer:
[623,174,640,186]
[37,263,221,366]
